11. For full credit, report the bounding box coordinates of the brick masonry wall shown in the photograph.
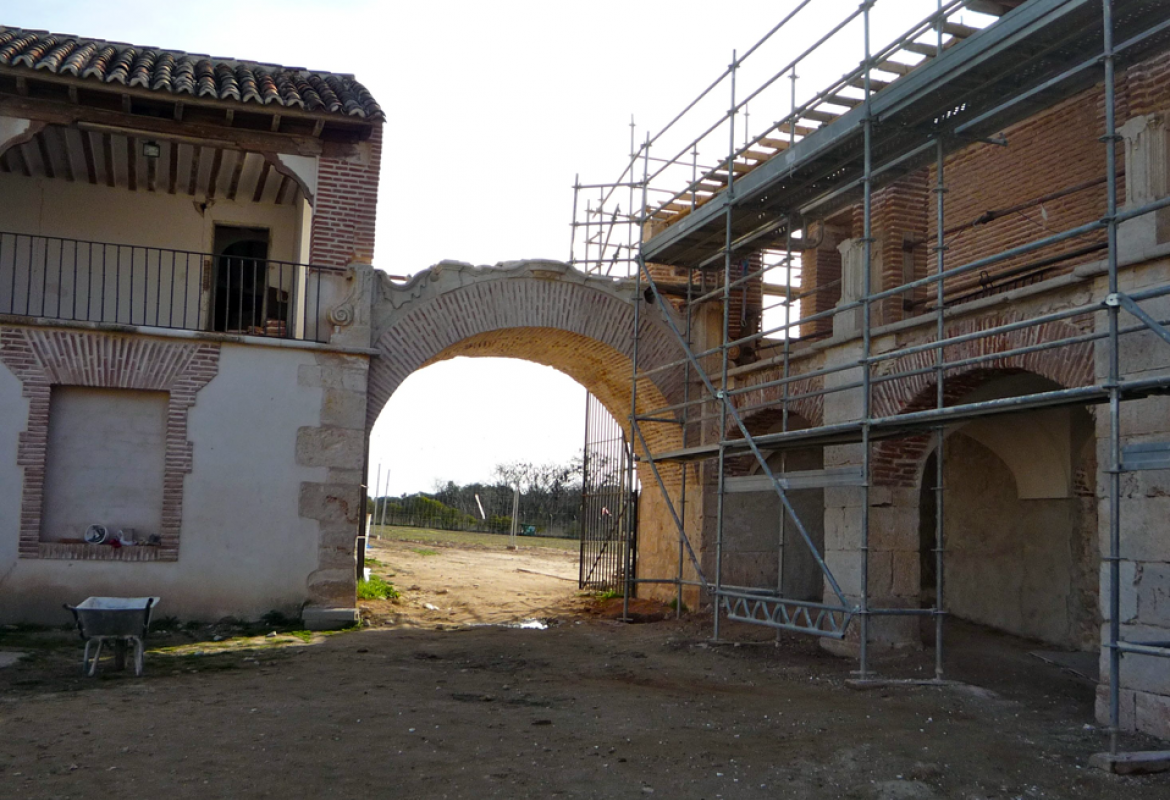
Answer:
[869,316,1094,488]
[310,126,383,267]
[793,52,1170,316]
[0,326,220,561]
[798,243,841,338]
[872,173,929,325]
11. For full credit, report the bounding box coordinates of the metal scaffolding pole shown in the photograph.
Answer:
[1101,0,1123,756]
[859,0,875,679]
[933,0,948,683]
[713,50,738,642]
[933,133,947,680]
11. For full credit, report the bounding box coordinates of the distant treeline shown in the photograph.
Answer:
[368,459,585,538]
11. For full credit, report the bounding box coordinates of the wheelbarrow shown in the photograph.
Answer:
[64,596,159,677]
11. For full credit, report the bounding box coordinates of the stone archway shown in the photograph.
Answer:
[364,259,691,590]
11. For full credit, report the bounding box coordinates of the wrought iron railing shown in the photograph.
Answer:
[0,231,343,343]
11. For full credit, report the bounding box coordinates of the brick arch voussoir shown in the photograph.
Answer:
[366,275,687,460]
[870,317,1094,488]
[727,372,824,440]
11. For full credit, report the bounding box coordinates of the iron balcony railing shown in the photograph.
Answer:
[0,231,343,343]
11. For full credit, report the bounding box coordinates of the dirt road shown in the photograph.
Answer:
[362,536,585,627]
[1,535,1167,799]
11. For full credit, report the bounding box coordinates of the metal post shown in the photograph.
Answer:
[713,50,738,642]
[780,226,794,604]
[372,462,381,540]
[510,484,520,549]
[625,133,652,623]
[679,264,694,618]
[379,468,391,528]
[933,0,948,683]
[570,174,579,267]
[859,0,874,679]
[580,389,591,588]
[1101,0,1123,756]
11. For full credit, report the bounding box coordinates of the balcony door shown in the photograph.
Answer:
[211,225,270,334]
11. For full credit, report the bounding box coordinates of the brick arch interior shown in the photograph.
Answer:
[872,316,1094,488]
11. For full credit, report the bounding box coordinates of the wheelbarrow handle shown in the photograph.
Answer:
[63,603,85,640]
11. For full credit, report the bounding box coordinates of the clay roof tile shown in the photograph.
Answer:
[0,24,384,121]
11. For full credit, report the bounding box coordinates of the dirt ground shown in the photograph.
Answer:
[1,535,1168,799]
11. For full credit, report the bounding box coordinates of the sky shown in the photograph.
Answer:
[4,0,968,495]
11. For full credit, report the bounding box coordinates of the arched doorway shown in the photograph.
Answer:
[364,261,691,600]
[917,373,1099,650]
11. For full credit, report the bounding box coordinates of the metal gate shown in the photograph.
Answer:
[579,392,637,592]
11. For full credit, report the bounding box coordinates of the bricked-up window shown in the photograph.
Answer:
[40,387,168,545]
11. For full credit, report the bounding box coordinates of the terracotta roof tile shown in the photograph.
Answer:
[0,25,383,121]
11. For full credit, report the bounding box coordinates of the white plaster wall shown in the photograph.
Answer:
[0,172,301,329]
[0,342,331,624]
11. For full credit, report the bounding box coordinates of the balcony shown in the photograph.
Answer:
[0,231,342,343]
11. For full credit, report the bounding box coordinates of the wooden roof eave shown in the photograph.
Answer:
[0,89,338,158]
[0,66,378,147]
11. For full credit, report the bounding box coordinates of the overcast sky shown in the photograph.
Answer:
[5,0,963,495]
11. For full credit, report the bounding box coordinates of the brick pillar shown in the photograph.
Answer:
[800,229,843,339]
[310,125,383,267]
[872,172,929,324]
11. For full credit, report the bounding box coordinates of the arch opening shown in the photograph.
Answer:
[914,372,1099,650]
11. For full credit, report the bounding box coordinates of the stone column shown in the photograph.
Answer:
[1118,113,1168,259]
[299,263,376,630]
[820,340,921,656]
[834,238,867,338]
[1094,282,1170,738]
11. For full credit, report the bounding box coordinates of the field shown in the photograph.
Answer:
[1,533,1168,799]
[370,524,579,552]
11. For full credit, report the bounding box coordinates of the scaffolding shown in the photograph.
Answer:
[571,0,1170,756]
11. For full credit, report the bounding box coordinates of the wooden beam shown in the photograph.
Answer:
[15,77,28,96]
[14,144,31,178]
[253,159,272,203]
[187,144,201,196]
[758,137,792,151]
[225,109,235,127]
[847,76,892,92]
[121,93,132,114]
[146,148,158,192]
[739,148,774,162]
[67,85,79,104]
[36,130,55,179]
[0,95,328,157]
[775,122,815,137]
[270,114,281,133]
[205,147,224,200]
[875,59,914,76]
[102,131,115,187]
[226,151,245,201]
[943,22,980,39]
[80,129,97,184]
[800,109,839,124]
[53,128,75,182]
[902,42,938,58]
[826,94,863,108]
[273,173,290,204]
[167,140,178,194]
[126,135,137,192]
[174,101,184,121]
